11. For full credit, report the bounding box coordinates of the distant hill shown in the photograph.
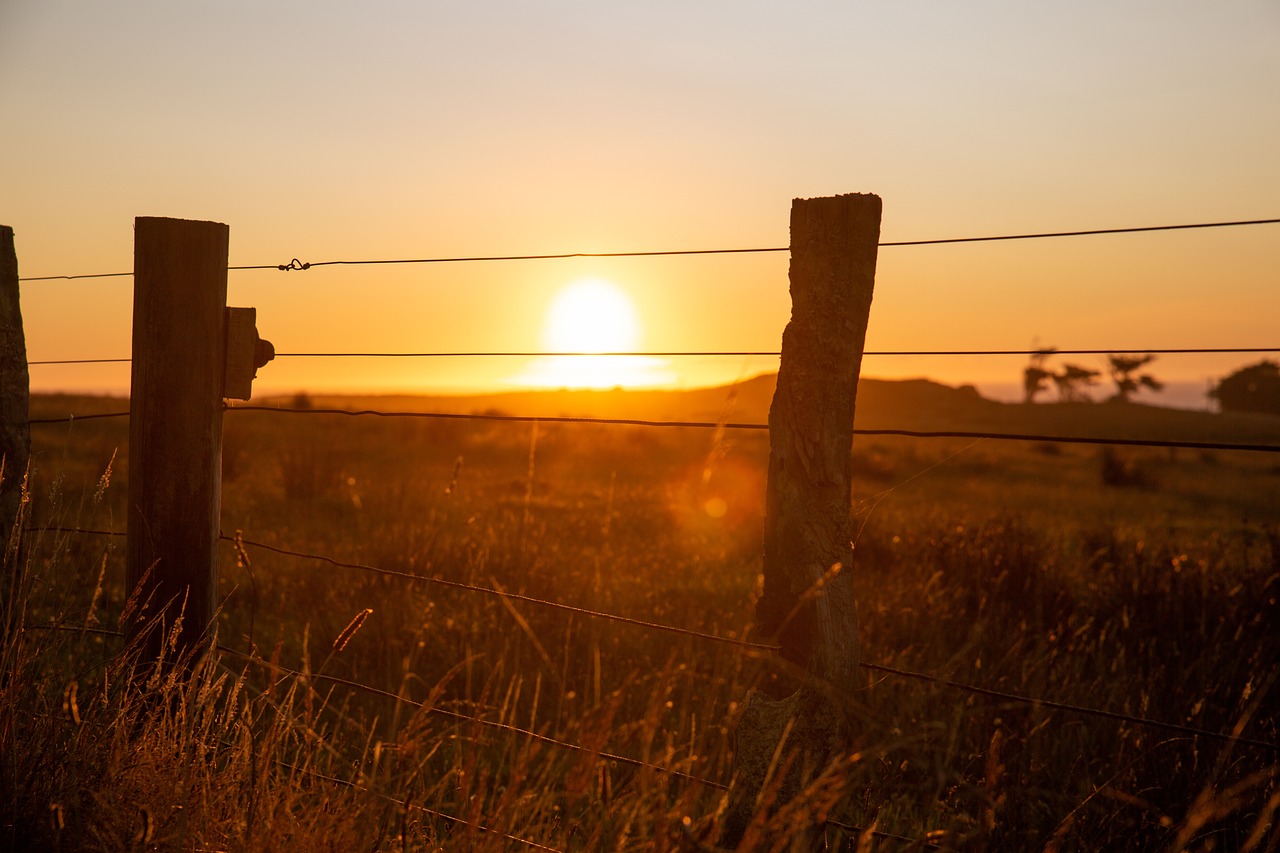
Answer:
[270,375,988,426]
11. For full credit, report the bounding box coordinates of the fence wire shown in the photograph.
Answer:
[21,619,926,846]
[229,651,929,847]
[275,761,563,852]
[228,533,776,653]
[270,345,1280,358]
[223,649,724,789]
[22,402,1280,451]
[17,216,1280,282]
[226,534,1280,754]
[27,346,1280,366]
[26,570,1280,760]
[29,411,129,424]
[223,404,1280,454]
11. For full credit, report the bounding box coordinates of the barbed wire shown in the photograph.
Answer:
[860,662,1279,753]
[275,760,563,852]
[27,587,1280,759]
[272,345,1278,358]
[228,533,778,653]
[18,618,922,846]
[24,524,1280,754]
[17,216,1280,282]
[855,428,1280,453]
[222,648,725,790]
[29,411,130,425]
[22,623,126,641]
[26,525,126,537]
[224,405,1280,454]
[27,358,132,366]
[229,650,929,847]
[19,271,133,282]
[24,403,1280,453]
[22,619,715,788]
[219,534,1280,753]
[290,757,922,849]
[876,217,1280,246]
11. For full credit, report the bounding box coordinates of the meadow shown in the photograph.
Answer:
[3,379,1278,851]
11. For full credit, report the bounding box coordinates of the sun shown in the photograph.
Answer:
[543,279,640,353]
[512,278,673,389]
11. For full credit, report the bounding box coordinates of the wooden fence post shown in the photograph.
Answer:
[0,225,31,620]
[720,193,881,849]
[126,217,229,665]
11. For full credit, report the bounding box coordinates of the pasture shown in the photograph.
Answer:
[4,380,1278,850]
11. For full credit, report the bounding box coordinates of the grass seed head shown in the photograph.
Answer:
[333,608,374,653]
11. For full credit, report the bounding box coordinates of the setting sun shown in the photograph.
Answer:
[513,278,673,389]
[543,278,639,353]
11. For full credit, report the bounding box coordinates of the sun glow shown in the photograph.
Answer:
[513,279,673,389]
[544,278,639,353]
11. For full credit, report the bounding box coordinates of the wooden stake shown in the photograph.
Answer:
[0,225,31,617]
[720,193,881,848]
[126,217,229,664]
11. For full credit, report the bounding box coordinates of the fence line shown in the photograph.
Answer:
[264,345,1280,358]
[229,535,1280,754]
[286,759,918,849]
[222,404,1280,454]
[235,653,930,847]
[876,217,1280,246]
[853,429,1280,454]
[228,533,778,653]
[23,403,1280,452]
[276,761,563,852]
[28,586,1280,760]
[223,649,726,789]
[25,526,126,538]
[19,620,724,790]
[861,662,1280,753]
[20,620,926,847]
[17,216,1280,282]
[29,411,129,424]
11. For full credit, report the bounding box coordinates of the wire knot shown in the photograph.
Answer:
[278,258,311,271]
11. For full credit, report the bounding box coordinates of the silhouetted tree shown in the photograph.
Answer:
[1024,366,1052,403]
[1107,353,1163,402]
[1211,360,1280,415]
[1022,347,1056,403]
[1052,363,1101,402]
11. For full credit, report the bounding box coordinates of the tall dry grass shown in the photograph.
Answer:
[5,405,1279,849]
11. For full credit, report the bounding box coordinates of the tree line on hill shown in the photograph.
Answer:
[1022,349,1280,414]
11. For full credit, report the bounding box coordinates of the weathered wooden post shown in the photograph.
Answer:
[126,217,229,665]
[126,218,273,666]
[0,225,31,619]
[720,193,881,848]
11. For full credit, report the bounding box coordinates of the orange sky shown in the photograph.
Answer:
[3,2,1278,404]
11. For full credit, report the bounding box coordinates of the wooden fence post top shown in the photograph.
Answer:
[136,215,229,227]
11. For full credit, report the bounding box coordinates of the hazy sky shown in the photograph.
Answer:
[4,1,1278,401]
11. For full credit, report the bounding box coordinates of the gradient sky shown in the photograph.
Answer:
[3,1,1278,403]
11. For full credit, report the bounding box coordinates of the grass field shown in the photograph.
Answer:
[4,378,1278,850]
